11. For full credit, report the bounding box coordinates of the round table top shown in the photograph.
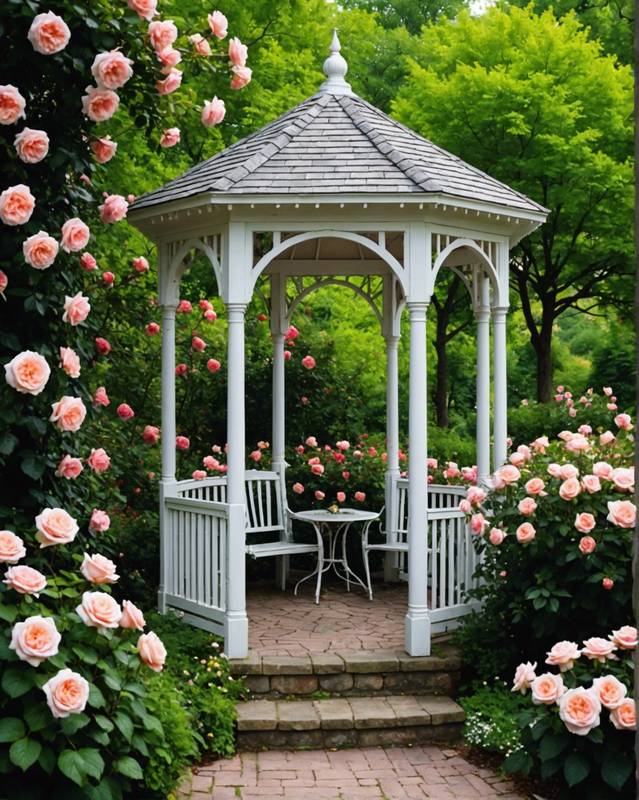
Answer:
[292,508,380,524]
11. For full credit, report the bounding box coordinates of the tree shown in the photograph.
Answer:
[340,0,464,33]
[392,6,634,402]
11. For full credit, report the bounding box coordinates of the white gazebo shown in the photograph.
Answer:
[129,33,547,659]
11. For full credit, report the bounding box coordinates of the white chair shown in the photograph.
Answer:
[362,490,408,600]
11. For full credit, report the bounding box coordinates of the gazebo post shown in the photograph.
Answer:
[383,275,401,582]
[492,304,508,469]
[475,273,491,483]
[270,274,287,475]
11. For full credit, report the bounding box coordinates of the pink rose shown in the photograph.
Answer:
[146,322,160,335]
[559,464,579,480]
[603,386,613,396]
[470,513,488,534]
[0,270,7,297]
[160,127,180,147]
[607,500,636,528]
[547,463,562,478]
[546,640,581,671]
[0,184,35,225]
[311,463,325,475]
[156,68,182,95]
[614,413,633,431]
[302,355,316,370]
[95,337,111,356]
[59,346,81,379]
[578,424,592,435]
[611,467,634,492]
[518,498,537,517]
[5,350,50,395]
[192,336,206,352]
[489,527,505,545]
[459,499,472,514]
[230,65,252,90]
[306,436,318,447]
[60,219,90,253]
[559,688,601,736]
[91,50,133,90]
[532,436,549,453]
[80,252,97,271]
[336,491,346,503]
[138,631,167,672]
[148,20,177,51]
[177,299,192,313]
[192,469,207,480]
[607,403,618,411]
[117,403,135,420]
[565,434,590,453]
[143,425,160,445]
[189,34,211,56]
[578,536,596,555]
[42,669,89,718]
[50,396,87,431]
[28,12,70,54]
[176,435,190,451]
[249,450,261,463]
[205,309,217,321]
[203,456,218,469]
[81,553,119,584]
[76,591,121,629]
[10,615,61,666]
[99,194,128,224]
[35,507,78,547]
[0,531,26,563]
[581,637,617,663]
[610,699,636,731]
[121,600,146,630]
[354,491,366,502]
[599,430,616,445]
[23,230,59,269]
[603,577,614,590]
[516,522,536,543]
[89,509,110,533]
[293,483,304,494]
[157,47,182,71]
[581,474,601,493]
[593,461,614,479]
[87,448,110,473]
[55,455,83,480]
[466,486,486,506]
[559,477,581,501]
[228,37,248,67]
[610,626,637,650]
[4,565,46,596]
[531,673,565,705]
[127,0,157,21]
[91,136,117,164]
[509,451,525,467]
[14,127,49,163]
[511,661,536,694]
[207,358,221,373]
[525,478,546,496]
[201,96,226,127]
[208,10,228,38]
[102,271,115,286]
[82,86,120,122]
[574,512,595,534]
[0,84,26,125]
[591,675,627,709]
[315,490,325,500]
[94,386,110,407]
[494,464,520,486]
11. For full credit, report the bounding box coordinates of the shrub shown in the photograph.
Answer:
[460,681,527,757]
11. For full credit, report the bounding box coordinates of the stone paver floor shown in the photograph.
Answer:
[247,581,409,656]
[181,745,526,799]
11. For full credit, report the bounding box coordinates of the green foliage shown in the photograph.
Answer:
[460,681,527,757]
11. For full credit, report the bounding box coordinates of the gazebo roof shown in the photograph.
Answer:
[131,34,545,218]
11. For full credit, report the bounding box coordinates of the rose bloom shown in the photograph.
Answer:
[99,194,128,224]
[43,669,90,719]
[518,497,537,517]
[565,434,590,454]
[23,230,59,270]
[611,467,634,492]
[59,346,80,378]
[208,10,228,38]
[143,425,160,445]
[495,464,521,486]
[203,456,219,470]
[593,461,614,480]
[591,675,627,709]
[80,252,97,271]
[82,86,120,122]
[470,513,488,534]
[89,509,110,533]
[192,336,206,352]
[0,184,35,226]
[310,463,325,475]
[574,512,595,534]
[516,522,536,543]
[610,699,636,731]
[578,536,596,555]
[581,637,617,663]
[599,430,616,445]
[0,270,7,296]
[128,0,157,21]
[610,626,638,650]
[559,464,579,480]
[336,491,346,503]
[117,403,135,420]
[190,34,212,56]
[205,309,217,321]
[547,463,562,478]
[231,65,252,90]
[50,396,87,432]
[28,12,70,54]
[525,478,546,496]
[121,599,146,630]
[201,97,226,127]
[91,136,117,164]
[489,527,505,546]
[292,482,304,494]
[302,355,316,369]
[103,272,114,286]
[0,84,26,125]
[76,591,122,630]
[5,350,50,395]
[4,565,47,596]
[228,36,248,67]
[315,490,325,501]
[607,499,636,529]
[546,640,581,671]
[581,474,601,494]
[192,469,207,481]
[0,531,26,564]
[10,615,61,666]
[94,386,109,407]
[55,455,83,480]
[531,673,566,705]
[60,219,90,252]
[14,127,49,163]
[81,553,119,584]
[176,435,190,451]
[146,322,160,335]
[156,68,182,95]
[95,337,111,356]
[249,450,261,462]
[148,19,178,51]
[177,299,192,313]
[509,451,525,467]
[138,631,167,672]
[578,424,592,435]
[511,661,536,694]
[92,50,133,90]
[160,127,180,147]
[559,687,601,736]
[207,358,221,373]
[459,499,472,514]
[603,577,614,590]
[354,491,366,502]
[35,507,79,548]
[87,448,110,473]
[559,477,581,501]
[614,412,633,431]
[306,436,318,447]
[532,435,549,453]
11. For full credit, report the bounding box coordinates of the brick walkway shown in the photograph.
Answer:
[248,582,408,656]
[181,745,525,799]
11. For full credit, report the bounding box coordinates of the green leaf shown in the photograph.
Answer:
[90,730,110,746]
[2,668,34,698]
[0,433,18,455]
[86,780,117,800]
[88,683,106,708]
[601,752,633,791]
[78,748,105,781]
[0,603,18,623]
[94,715,114,732]
[103,673,122,691]
[38,745,56,775]
[113,755,143,780]
[564,752,590,787]
[58,750,86,787]
[141,714,163,735]
[20,454,45,480]
[539,732,569,761]
[24,703,50,733]
[9,737,41,771]
[114,712,133,742]
[61,713,90,735]
[0,718,26,743]
[72,644,98,665]
[503,749,533,775]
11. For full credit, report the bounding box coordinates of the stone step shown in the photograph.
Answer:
[236,694,465,750]
[229,646,460,698]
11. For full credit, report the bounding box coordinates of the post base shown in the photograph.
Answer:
[404,609,431,656]
[225,612,249,658]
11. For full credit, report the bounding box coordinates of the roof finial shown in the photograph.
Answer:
[319,29,353,96]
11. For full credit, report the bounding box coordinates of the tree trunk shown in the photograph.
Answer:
[434,316,449,427]
[535,314,555,404]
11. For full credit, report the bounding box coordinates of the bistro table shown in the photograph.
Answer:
[290,508,381,604]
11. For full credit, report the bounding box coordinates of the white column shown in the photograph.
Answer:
[405,301,431,656]
[475,274,491,483]
[492,305,509,469]
[384,334,401,581]
[225,302,249,657]
[270,275,286,475]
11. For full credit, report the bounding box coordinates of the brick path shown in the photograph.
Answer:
[180,745,525,799]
